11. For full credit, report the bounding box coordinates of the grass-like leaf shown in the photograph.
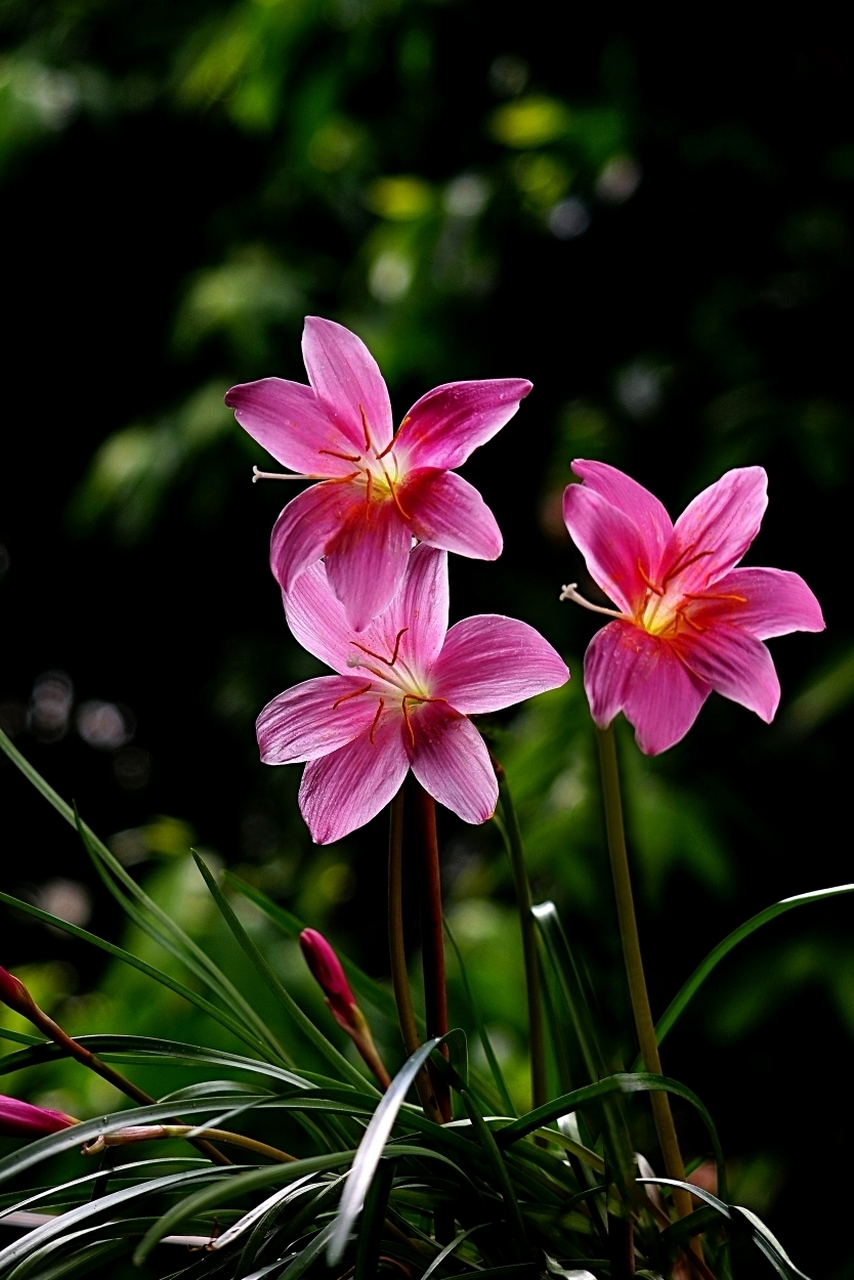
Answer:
[655,882,854,1049]
[445,919,515,1116]
[192,853,372,1091]
[326,1038,439,1265]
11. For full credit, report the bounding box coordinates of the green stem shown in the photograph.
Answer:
[595,725,694,1225]
[387,787,442,1125]
[414,781,451,1123]
[495,766,547,1110]
[85,1125,297,1164]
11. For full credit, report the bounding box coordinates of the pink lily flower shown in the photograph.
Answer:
[226,317,531,630]
[257,544,569,843]
[562,460,825,754]
[299,929,391,1088]
[0,1094,78,1137]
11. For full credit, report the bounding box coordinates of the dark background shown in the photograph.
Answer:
[2,5,853,1275]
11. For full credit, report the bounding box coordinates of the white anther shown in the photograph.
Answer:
[559,583,624,619]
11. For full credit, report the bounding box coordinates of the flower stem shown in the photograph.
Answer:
[83,1125,297,1163]
[495,764,547,1110]
[388,787,443,1125]
[595,725,695,1226]
[413,781,451,1123]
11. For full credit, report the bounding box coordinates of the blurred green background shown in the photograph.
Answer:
[2,4,853,1275]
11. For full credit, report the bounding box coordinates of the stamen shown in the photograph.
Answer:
[350,628,409,667]
[683,591,748,604]
[661,547,714,588]
[676,608,707,633]
[636,560,664,596]
[252,467,314,483]
[375,438,395,460]
[365,469,373,523]
[359,405,372,452]
[332,682,373,710]
[318,449,362,464]
[559,584,624,618]
[382,467,410,520]
[401,694,447,747]
[369,699,384,744]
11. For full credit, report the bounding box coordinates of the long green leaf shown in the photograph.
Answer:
[0,1158,206,1223]
[497,1071,726,1202]
[192,853,371,1091]
[327,1038,439,1265]
[444,920,514,1116]
[655,882,854,1048]
[132,1153,358,1264]
[0,890,271,1060]
[420,1224,489,1280]
[460,1094,528,1259]
[73,807,290,1065]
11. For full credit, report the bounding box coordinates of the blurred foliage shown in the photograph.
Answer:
[3,4,854,1274]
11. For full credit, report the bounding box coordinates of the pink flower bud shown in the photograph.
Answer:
[0,965,36,1018]
[0,1094,78,1138]
[299,929,357,1030]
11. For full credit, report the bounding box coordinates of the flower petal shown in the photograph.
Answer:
[257,676,379,764]
[409,702,497,823]
[431,616,569,713]
[584,621,710,754]
[571,459,673,571]
[324,499,412,631]
[284,562,354,675]
[406,470,502,560]
[270,482,364,594]
[224,378,360,477]
[676,625,781,723]
[299,715,409,843]
[394,379,532,470]
[693,567,826,639]
[562,484,649,614]
[302,316,393,453]
[665,466,768,591]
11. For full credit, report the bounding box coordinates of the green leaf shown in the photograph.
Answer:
[420,1224,490,1280]
[2,1157,207,1222]
[192,852,371,1091]
[327,1038,439,1265]
[444,919,514,1116]
[0,889,272,1061]
[460,1093,528,1259]
[132,1153,358,1264]
[353,1158,394,1280]
[655,882,854,1049]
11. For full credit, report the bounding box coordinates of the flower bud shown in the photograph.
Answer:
[0,965,37,1019]
[0,1094,78,1138]
[299,929,358,1031]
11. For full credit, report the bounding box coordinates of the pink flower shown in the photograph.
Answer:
[0,1094,78,1137]
[562,461,825,754]
[257,544,569,843]
[226,317,531,630]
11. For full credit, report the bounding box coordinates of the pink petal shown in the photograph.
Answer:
[299,714,409,843]
[562,485,649,614]
[284,546,449,679]
[302,316,393,454]
[571,460,673,571]
[394,379,532,470]
[675,625,781,723]
[665,467,768,592]
[224,379,361,477]
[271,481,364,594]
[324,500,412,631]
[692,567,825,639]
[406,470,502,560]
[409,702,497,823]
[257,676,379,763]
[584,621,710,754]
[431,616,569,713]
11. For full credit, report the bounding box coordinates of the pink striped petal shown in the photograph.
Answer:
[406,470,502,560]
[324,500,412,631]
[299,715,409,844]
[572,460,672,572]
[665,467,768,592]
[224,379,360,477]
[257,676,379,764]
[367,543,449,674]
[693,567,826,639]
[302,317,393,453]
[562,485,648,614]
[584,621,710,754]
[676,625,781,723]
[394,379,532,470]
[431,616,569,712]
[409,702,497,823]
[270,481,365,594]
